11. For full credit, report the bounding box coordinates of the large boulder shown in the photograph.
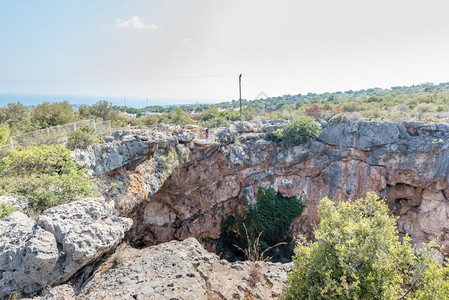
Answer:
[0,200,132,299]
[37,199,133,284]
[0,212,58,298]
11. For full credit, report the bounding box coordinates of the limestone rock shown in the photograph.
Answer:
[107,120,449,255]
[37,199,133,284]
[0,195,27,212]
[41,285,75,300]
[0,200,133,299]
[72,127,195,176]
[0,212,59,299]
[77,238,289,300]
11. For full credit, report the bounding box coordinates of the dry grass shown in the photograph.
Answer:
[233,223,286,262]
[247,264,262,288]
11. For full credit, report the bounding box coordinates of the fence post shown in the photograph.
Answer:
[8,137,14,150]
[73,122,77,131]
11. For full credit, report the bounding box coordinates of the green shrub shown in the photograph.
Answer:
[218,186,303,261]
[142,115,161,126]
[166,107,195,125]
[0,124,10,145]
[0,202,17,219]
[0,145,95,213]
[268,116,321,146]
[282,116,322,145]
[66,125,99,150]
[267,128,284,143]
[284,193,449,299]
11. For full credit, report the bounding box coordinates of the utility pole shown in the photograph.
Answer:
[239,74,242,121]
[124,97,127,110]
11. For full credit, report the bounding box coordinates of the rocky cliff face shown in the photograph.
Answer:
[75,120,449,254]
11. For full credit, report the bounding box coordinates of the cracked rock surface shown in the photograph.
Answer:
[77,237,289,300]
[0,200,133,299]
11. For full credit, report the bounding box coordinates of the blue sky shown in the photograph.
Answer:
[2,0,449,105]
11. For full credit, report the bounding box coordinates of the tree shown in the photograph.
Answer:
[284,193,449,299]
[78,105,91,119]
[31,101,76,129]
[166,107,194,125]
[89,101,119,121]
[0,102,33,134]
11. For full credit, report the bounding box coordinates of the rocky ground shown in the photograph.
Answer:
[76,238,289,300]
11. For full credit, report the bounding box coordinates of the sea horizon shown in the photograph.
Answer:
[0,93,204,108]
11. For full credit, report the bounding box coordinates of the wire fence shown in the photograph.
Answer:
[0,120,111,152]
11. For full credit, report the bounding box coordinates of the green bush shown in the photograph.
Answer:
[282,116,322,145]
[0,202,17,219]
[142,115,161,126]
[164,107,195,125]
[267,128,284,143]
[217,186,303,261]
[0,145,95,213]
[0,124,9,145]
[66,125,99,150]
[284,193,449,299]
[268,116,321,146]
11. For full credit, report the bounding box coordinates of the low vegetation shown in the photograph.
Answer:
[284,193,449,299]
[0,145,95,214]
[0,124,9,145]
[0,202,17,219]
[66,125,99,150]
[268,116,322,146]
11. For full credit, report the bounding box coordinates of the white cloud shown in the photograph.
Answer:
[116,16,159,30]
[180,37,191,43]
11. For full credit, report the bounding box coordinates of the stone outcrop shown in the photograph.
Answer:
[76,237,289,299]
[72,126,195,176]
[73,120,449,254]
[0,199,132,299]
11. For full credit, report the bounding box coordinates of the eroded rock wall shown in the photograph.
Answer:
[77,120,449,252]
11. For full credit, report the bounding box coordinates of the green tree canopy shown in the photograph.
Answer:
[284,193,449,299]
[164,107,195,125]
[0,102,33,134]
[89,101,119,121]
[31,101,77,129]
